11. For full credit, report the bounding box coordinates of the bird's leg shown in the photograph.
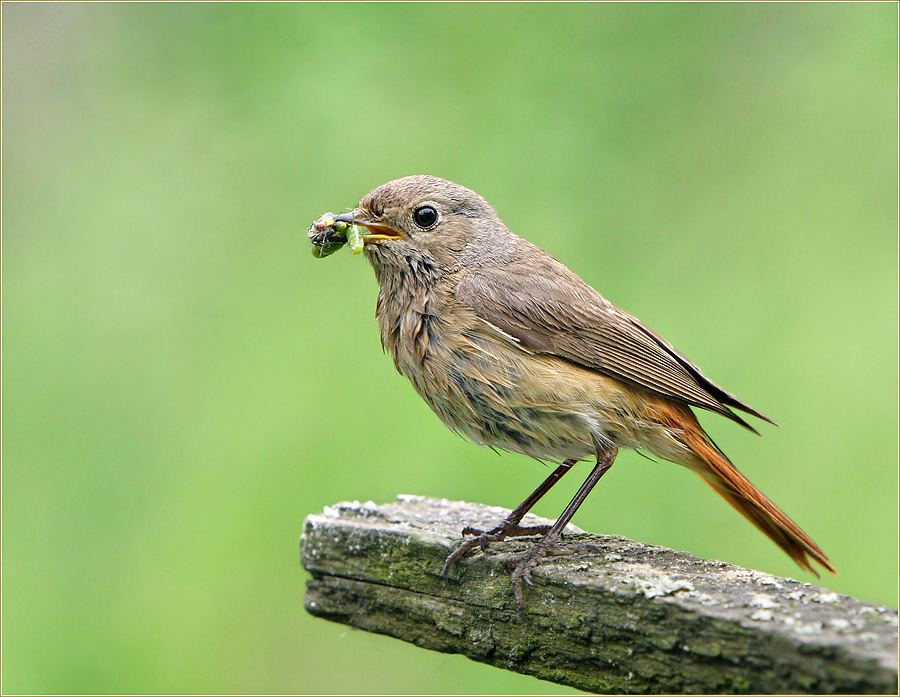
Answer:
[509,440,618,615]
[441,459,576,580]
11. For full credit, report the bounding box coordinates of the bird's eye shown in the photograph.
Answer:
[413,205,439,230]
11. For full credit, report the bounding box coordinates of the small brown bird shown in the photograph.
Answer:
[327,175,834,609]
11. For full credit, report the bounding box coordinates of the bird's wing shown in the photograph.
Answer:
[455,259,775,433]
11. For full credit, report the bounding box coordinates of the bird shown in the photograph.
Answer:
[323,174,835,610]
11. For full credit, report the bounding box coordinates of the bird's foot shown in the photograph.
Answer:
[508,538,602,617]
[441,519,552,581]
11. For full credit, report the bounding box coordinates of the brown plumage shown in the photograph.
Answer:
[328,174,835,610]
[653,401,835,575]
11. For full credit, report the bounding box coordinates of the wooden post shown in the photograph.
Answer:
[301,495,898,694]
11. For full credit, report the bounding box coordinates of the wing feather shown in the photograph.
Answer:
[455,258,775,433]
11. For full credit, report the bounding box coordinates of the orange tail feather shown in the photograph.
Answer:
[671,409,836,575]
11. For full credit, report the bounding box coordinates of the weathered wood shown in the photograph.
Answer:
[300,495,898,694]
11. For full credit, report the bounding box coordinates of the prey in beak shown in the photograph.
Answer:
[331,211,402,243]
[308,209,401,258]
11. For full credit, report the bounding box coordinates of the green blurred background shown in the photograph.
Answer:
[2,3,897,694]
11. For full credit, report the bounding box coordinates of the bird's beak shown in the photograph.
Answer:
[332,210,402,242]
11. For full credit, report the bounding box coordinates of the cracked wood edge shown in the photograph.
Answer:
[300,495,898,695]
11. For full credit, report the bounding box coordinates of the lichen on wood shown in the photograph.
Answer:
[301,495,898,694]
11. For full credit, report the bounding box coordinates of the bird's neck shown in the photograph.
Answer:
[365,244,447,377]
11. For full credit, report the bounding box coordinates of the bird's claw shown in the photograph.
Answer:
[507,540,557,615]
[442,517,599,617]
[442,520,553,580]
[507,539,603,615]
[461,525,488,536]
[460,525,500,552]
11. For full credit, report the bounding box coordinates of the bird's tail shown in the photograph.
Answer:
[667,408,836,576]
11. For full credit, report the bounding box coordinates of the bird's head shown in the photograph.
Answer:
[332,175,514,272]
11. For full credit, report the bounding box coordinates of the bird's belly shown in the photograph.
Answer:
[405,337,668,462]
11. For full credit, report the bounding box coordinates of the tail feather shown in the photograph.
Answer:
[671,409,836,575]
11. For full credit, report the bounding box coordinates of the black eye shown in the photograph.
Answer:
[413,205,439,230]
